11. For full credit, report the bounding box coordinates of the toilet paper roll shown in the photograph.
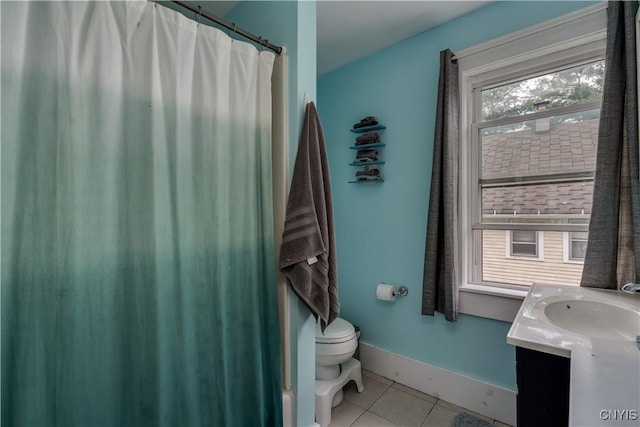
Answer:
[376,283,396,302]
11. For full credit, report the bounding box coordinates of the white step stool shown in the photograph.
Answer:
[315,358,364,427]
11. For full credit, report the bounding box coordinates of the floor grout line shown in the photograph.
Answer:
[365,380,396,425]
[366,380,393,410]
[344,375,513,427]
[349,408,367,427]
[373,410,399,426]
[419,400,438,427]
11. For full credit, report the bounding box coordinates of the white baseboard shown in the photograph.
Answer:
[359,342,516,426]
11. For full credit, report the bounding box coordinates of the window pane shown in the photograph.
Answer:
[570,232,588,260]
[481,61,605,121]
[482,181,593,223]
[481,110,599,180]
[570,240,587,259]
[482,230,584,286]
[512,230,536,243]
[512,243,537,257]
[571,231,589,240]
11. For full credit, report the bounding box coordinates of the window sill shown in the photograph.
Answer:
[506,256,545,262]
[458,284,527,323]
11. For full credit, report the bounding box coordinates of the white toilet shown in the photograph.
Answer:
[315,317,364,427]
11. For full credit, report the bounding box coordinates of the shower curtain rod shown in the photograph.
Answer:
[170,1,283,55]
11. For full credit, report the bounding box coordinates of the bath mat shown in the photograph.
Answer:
[450,412,493,427]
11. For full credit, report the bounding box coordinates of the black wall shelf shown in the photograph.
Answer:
[349,121,386,184]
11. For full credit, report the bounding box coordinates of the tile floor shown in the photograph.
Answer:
[328,370,513,427]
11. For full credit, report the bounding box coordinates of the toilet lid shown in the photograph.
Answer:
[315,317,356,343]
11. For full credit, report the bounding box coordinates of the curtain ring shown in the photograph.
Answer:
[196,5,202,26]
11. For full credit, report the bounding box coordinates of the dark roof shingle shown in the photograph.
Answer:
[481,119,598,215]
[481,119,598,179]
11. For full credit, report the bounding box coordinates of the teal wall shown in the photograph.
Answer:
[318,1,599,391]
[292,4,317,427]
[227,3,317,427]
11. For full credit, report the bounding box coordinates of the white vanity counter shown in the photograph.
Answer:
[507,284,640,427]
[570,342,639,426]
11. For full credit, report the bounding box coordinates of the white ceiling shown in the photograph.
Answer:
[317,1,492,75]
[204,1,492,75]
[203,0,240,17]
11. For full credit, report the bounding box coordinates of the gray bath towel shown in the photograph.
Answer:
[280,102,339,332]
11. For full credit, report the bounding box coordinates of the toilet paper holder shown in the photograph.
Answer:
[393,286,408,297]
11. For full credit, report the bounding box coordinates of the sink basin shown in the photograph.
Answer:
[508,284,640,357]
[544,299,640,340]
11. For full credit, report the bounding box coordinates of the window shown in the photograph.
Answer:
[569,232,588,260]
[471,61,603,287]
[459,5,607,292]
[475,61,602,287]
[563,219,589,263]
[508,230,542,259]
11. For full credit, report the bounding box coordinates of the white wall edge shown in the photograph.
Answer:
[359,342,516,426]
[282,390,294,427]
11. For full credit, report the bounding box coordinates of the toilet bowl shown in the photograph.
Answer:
[315,317,363,427]
[316,317,358,382]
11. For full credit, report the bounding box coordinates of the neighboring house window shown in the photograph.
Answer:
[459,7,606,289]
[563,219,589,263]
[569,232,588,260]
[508,230,542,259]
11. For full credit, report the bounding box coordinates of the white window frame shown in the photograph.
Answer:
[563,231,588,264]
[506,230,544,261]
[456,4,607,322]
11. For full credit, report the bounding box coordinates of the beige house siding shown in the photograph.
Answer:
[482,230,584,286]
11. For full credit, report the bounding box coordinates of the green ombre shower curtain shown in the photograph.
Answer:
[1,2,282,426]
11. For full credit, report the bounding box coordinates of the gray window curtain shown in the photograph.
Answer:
[422,49,459,321]
[581,1,640,289]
